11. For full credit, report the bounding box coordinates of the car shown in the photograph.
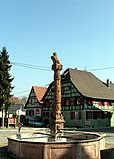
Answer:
[28,119,44,127]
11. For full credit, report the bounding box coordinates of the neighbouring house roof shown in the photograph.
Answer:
[8,104,24,114]
[32,86,47,103]
[62,68,114,100]
[9,97,20,104]
[42,68,114,101]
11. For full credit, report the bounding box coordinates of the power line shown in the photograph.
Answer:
[17,94,29,99]
[13,90,30,95]
[11,61,51,71]
[88,66,114,71]
[11,61,114,72]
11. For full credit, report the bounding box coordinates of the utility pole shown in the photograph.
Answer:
[2,104,5,128]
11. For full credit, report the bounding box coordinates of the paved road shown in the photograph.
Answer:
[0,127,38,159]
[0,127,114,159]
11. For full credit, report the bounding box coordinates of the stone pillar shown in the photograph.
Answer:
[51,52,64,136]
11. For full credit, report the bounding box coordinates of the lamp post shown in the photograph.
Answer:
[2,104,5,128]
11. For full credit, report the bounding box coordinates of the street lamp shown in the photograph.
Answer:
[2,104,5,128]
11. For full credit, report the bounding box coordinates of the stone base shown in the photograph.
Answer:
[8,132,105,159]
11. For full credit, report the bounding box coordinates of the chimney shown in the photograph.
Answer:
[106,79,110,88]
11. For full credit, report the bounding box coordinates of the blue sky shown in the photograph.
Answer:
[0,0,114,98]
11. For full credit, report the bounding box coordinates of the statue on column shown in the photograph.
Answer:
[51,52,64,136]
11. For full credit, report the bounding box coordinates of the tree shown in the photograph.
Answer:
[0,47,14,114]
[19,96,27,106]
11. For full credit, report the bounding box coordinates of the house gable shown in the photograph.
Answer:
[25,86,47,109]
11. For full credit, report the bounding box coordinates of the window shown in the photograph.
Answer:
[104,111,109,118]
[75,112,81,120]
[32,98,35,104]
[46,100,50,106]
[86,99,91,105]
[61,98,65,106]
[101,111,111,119]
[93,111,101,119]
[66,98,71,106]
[108,101,112,106]
[86,111,92,119]
[101,111,105,119]
[26,110,29,116]
[77,97,83,105]
[70,97,76,106]
[46,112,49,118]
[26,110,34,116]
[61,87,64,95]
[30,110,34,116]
[93,111,97,119]
[86,99,94,105]
[29,98,32,103]
[70,112,75,120]
[99,101,106,106]
[51,88,54,92]
[70,111,81,120]
[43,111,49,118]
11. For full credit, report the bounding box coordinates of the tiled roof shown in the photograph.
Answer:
[62,68,114,100]
[8,104,24,112]
[9,97,19,104]
[32,86,47,103]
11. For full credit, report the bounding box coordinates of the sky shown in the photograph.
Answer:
[0,0,114,98]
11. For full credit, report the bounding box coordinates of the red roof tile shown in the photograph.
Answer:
[32,86,47,103]
[9,97,20,104]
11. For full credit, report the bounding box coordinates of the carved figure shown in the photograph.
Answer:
[51,52,64,136]
[51,52,60,64]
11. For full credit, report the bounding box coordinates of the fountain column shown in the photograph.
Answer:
[51,52,64,136]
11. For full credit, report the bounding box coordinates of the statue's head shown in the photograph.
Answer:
[53,52,57,56]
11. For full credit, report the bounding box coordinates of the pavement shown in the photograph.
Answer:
[0,126,114,159]
[0,126,40,159]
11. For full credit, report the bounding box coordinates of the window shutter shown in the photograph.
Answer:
[70,112,74,120]
[78,112,81,120]
[61,98,65,106]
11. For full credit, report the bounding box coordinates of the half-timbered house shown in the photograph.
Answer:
[42,68,114,128]
[25,86,47,122]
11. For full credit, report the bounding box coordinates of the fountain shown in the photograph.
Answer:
[8,53,105,159]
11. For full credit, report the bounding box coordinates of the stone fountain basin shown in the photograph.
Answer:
[8,130,105,159]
